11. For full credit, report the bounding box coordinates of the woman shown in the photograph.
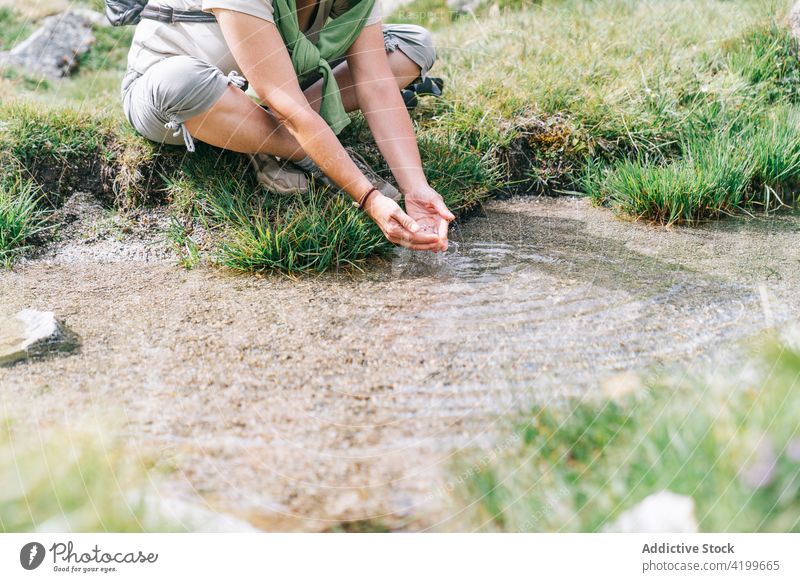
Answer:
[121,0,454,251]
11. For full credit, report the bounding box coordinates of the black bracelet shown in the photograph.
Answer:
[357,186,378,210]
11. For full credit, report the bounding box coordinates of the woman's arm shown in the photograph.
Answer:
[213,9,441,250]
[346,23,454,248]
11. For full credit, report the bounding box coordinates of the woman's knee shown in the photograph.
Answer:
[123,56,230,145]
[384,23,437,77]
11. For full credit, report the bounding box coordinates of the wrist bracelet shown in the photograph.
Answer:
[356,186,378,210]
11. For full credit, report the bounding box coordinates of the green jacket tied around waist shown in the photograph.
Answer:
[271,0,377,134]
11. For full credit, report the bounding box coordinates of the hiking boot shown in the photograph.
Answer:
[411,76,444,97]
[248,153,308,195]
[401,89,418,110]
[402,76,444,111]
[344,147,402,202]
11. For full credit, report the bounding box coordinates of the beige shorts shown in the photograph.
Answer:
[121,23,436,148]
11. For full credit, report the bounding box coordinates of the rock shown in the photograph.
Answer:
[0,11,97,78]
[603,490,698,533]
[70,8,111,27]
[0,310,73,366]
[446,0,483,14]
[791,2,800,40]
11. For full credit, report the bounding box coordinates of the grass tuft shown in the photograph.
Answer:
[209,182,388,274]
[748,107,800,194]
[587,105,800,223]
[0,176,47,266]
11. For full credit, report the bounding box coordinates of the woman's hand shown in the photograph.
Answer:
[403,185,455,252]
[364,193,443,250]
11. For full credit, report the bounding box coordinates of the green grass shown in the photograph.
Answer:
[0,101,179,210]
[584,106,800,223]
[0,420,174,532]
[392,0,541,30]
[214,186,389,273]
[446,340,800,532]
[167,215,201,269]
[0,7,31,51]
[77,24,133,73]
[0,176,47,266]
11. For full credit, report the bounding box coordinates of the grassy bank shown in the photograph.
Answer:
[443,339,800,532]
[1,0,799,271]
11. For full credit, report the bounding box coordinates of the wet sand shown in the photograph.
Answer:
[1,196,798,530]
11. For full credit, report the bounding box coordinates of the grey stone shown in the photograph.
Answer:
[0,310,69,366]
[0,11,97,79]
[70,8,111,28]
[446,0,483,14]
[791,2,800,40]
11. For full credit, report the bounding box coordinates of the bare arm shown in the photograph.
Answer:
[346,23,426,192]
[213,9,441,249]
[346,23,454,248]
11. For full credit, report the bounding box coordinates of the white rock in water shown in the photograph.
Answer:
[0,310,63,366]
[603,490,698,533]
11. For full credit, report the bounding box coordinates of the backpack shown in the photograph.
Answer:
[105,0,217,26]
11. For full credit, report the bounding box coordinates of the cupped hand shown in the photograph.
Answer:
[364,193,443,250]
[403,185,455,252]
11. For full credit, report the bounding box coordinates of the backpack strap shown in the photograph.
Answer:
[140,5,217,23]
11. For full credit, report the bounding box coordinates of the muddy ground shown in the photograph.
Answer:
[1,195,798,531]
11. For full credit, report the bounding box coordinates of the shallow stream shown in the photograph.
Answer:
[2,196,798,530]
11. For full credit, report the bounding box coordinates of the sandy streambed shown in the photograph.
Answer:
[1,196,798,530]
